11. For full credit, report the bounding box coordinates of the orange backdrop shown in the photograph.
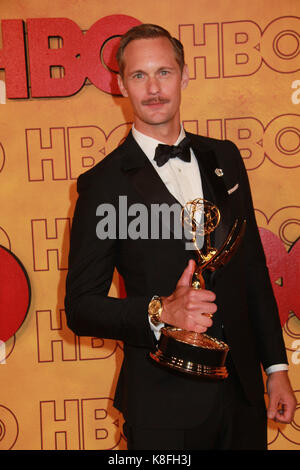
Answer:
[0,0,299,450]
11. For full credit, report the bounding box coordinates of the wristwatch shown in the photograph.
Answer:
[148,295,163,326]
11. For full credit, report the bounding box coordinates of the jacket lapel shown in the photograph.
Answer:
[121,132,180,208]
[121,132,183,240]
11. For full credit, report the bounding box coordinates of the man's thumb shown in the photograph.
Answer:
[267,394,279,420]
[177,259,195,287]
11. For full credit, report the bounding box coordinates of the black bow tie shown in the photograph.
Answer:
[154,137,191,167]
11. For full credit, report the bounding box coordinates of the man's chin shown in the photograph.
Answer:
[140,114,173,126]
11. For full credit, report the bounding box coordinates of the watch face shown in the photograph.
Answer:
[153,299,161,313]
[149,298,161,315]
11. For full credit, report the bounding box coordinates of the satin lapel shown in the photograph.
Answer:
[187,133,232,251]
[121,132,183,238]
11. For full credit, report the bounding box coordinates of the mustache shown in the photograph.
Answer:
[142,97,170,105]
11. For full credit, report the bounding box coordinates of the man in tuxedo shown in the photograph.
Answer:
[65,24,296,450]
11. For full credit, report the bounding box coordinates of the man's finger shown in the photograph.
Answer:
[177,259,195,287]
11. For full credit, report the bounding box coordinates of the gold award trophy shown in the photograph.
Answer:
[150,198,246,379]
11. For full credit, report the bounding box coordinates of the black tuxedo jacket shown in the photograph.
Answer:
[65,131,287,428]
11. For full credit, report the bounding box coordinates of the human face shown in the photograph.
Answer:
[117,37,189,140]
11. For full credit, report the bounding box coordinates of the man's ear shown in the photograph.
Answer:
[117,74,128,97]
[181,64,189,90]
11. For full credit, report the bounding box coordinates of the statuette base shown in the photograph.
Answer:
[150,327,229,379]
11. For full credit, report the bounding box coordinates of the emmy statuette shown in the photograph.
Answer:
[150,198,246,379]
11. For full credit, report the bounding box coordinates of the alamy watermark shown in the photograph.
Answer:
[95,196,203,250]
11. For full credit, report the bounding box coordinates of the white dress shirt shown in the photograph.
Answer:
[131,125,288,375]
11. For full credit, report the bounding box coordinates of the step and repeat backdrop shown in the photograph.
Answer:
[0,0,299,450]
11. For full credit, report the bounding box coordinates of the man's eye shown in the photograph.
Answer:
[133,73,144,79]
[160,70,169,76]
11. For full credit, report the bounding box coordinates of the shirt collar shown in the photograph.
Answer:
[132,124,186,163]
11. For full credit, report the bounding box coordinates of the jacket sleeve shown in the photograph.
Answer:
[64,171,155,349]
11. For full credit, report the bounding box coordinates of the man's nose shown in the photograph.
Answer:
[147,76,160,94]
